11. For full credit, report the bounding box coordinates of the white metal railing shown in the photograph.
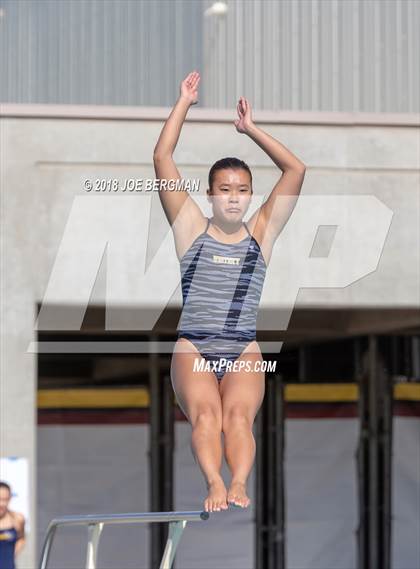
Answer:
[38,510,210,569]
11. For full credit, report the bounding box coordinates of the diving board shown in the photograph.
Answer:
[39,510,210,569]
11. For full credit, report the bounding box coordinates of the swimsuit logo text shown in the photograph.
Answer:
[212,255,240,265]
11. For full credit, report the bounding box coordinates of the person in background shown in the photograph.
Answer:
[0,482,25,569]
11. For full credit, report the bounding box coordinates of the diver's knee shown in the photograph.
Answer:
[222,406,252,433]
[192,408,222,432]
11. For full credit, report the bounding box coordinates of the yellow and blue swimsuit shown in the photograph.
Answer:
[0,527,18,569]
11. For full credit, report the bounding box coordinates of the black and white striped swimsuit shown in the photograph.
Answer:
[177,217,267,381]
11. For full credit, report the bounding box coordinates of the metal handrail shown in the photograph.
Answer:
[38,510,210,569]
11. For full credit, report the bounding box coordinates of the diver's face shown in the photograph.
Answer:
[207,168,252,222]
[0,487,11,517]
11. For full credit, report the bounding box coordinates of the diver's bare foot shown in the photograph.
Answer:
[227,481,250,508]
[204,478,228,512]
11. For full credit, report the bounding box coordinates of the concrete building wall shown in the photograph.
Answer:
[1,106,419,566]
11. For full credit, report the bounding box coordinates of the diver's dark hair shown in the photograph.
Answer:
[0,481,11,495]
[208,157,253,193]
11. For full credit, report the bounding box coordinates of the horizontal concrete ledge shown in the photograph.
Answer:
[1,103,419,127]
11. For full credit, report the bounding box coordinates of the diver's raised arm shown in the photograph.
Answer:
[153,71,200,160]
[153,72,204,230]
[235,97,306,241]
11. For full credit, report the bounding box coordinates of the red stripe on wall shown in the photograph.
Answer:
[37,409,151,425]
[37,407,189,425]
[286,403,358,419]
[393,401,420,417]
[37,401,420,425]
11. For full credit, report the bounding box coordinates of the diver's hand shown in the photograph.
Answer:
[180,71,200,105]
[234,97,255,134]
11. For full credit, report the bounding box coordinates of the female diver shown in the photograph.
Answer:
[153,71,306,513]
